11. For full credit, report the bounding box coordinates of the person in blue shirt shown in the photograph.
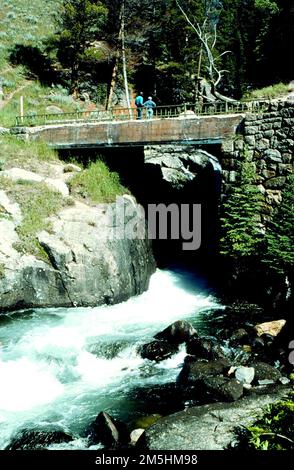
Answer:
[144,96,156,119]
[135,92,144,119]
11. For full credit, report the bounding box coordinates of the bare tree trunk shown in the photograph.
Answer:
[106,1,132,117]
[176,1,235,103]
[121,1,132,118]
[106,3,124,111]
[106,55,119,111]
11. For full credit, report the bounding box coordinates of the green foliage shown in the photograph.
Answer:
[241,400,294,450]
[13,183,64,259]
[220,150,264,260]
[69,160,128,203]
[254,0,279,15]
[55,0,108,92]
[0,135,66,260]
[244,82,291,99]
[262,176,294,276]
[0,135,58,169]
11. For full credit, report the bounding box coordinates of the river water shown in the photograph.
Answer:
[0,268,222,449]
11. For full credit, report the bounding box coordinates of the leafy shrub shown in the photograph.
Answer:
[238,400,294,450]
[69,160,128,203]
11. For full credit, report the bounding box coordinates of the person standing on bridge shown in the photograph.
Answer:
[144,96,156,119]
[135,92,144,120]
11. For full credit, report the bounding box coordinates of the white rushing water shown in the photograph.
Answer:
[0,268,220,449]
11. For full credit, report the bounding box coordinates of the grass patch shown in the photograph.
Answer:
[237,400,294,450]
[2,179,65,260]
[0,134,58,170]
[0,0,81,128]
[69,160,129,203]
[0,80,83,128]
[0,175,15,190]
[14,183,65,259]
[244,82,292,100]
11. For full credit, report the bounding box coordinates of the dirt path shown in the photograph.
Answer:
[0,80,32,111]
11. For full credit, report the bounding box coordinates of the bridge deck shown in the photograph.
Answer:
[25,113,245,149]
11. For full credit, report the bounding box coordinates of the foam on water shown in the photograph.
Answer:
[0,268,220,448]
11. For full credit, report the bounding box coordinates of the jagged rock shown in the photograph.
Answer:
[186,336,225,360]
[254,319,286,337]
[140,340,178,362]
[144,146,220,190]
[177,358,230,385]
[5,428,73,450]
[130,429,145,447]
[87,411,129,448]
[154,320,197,345]
[0,196,155,312]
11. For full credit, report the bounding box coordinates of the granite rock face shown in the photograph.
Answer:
[0,184,155,312]
[145,386,290,450]
[144,146,221,190]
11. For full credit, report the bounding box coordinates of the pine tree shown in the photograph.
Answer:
[263,176,294,276]
[55,0,107,93]
[220,150,264,261]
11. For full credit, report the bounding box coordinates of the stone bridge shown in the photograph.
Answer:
[23,114,245,149]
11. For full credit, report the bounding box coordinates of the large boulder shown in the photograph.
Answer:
[0,167,69,196]
[140,340,178,362]
[0,193,156,312]
[199,377,244,402]
[254,319,286,337]
[177,358,230,385]
[186,336,225,360]
[145,386,290,450]
[87,411,129,448]
[250,361,282,384]
[154,320,197,345]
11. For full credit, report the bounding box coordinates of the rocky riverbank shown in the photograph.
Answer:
[0,144,156,312]
[61,316,292,452]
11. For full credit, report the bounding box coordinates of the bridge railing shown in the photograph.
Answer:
[14,100,270,127]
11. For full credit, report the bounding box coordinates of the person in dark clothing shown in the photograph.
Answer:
[135,92,144,119]
[144,96,156,119]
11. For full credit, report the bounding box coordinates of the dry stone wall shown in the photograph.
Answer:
[220,101,294,220]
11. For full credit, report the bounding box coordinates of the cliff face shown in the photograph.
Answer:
[0,165,156,313]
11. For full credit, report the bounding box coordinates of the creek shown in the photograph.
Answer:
[0,267,222,450]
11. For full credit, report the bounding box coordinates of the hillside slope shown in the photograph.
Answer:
[0,0,83,127]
